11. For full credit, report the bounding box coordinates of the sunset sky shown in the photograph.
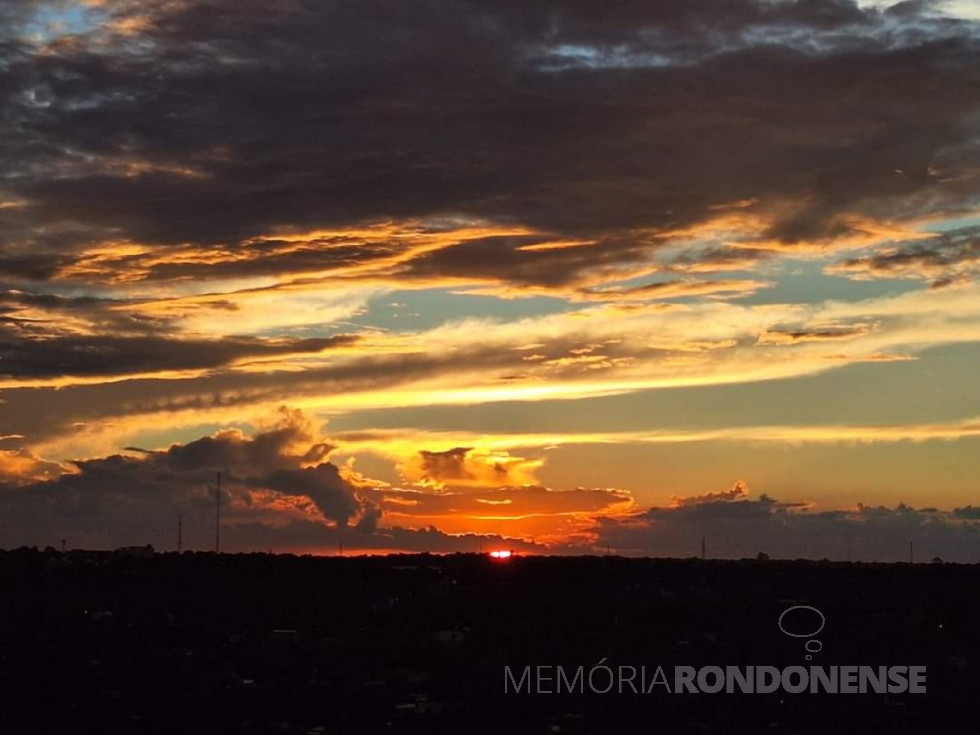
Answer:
[2,0,980,559]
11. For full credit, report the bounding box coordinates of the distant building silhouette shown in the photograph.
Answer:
[114,545,155,559]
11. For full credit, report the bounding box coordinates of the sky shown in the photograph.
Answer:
[1,0,980,560]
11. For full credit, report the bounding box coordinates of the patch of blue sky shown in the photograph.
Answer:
[122,421,246,454]
[327,341,980,436]
[920,214,980,234]
[535,43,679,71]
[596,259,918,307]
[24,2,108,42]
[241,287,578,339]
[348,287,579,332]
[738,259,921,306]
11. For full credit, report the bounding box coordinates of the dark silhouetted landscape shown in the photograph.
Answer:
[0,549,976,733]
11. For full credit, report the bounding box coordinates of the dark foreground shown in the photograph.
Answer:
[0,549,977,734]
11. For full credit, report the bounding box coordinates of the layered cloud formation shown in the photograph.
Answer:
[1,408,978,559]
[596,481,980,561]
[0,408,622,552]
[1,1,980,556]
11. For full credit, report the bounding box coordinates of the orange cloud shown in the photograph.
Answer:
[398,446,544,489]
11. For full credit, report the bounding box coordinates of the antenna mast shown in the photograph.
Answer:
[215,471,221,554]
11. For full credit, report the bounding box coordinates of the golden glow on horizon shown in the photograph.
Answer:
[5,0,980,560]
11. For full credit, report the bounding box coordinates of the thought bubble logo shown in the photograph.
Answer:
[778,605,825,660]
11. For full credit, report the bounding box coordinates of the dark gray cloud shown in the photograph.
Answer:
[0,414,377,547]
[757,323,870,344]
[665,246,772,273]
[156,411,334,475]
[595,483,980,561]
[0,0,978,293]
[0,287,361,379]
[215,519,548,555]
[0,336,564,445]
[0,413,557,551]
[0,327,359,380]
[260,464,369,528]
[416,447,481,483]
[829,225,980,286]
[397,234,653,290]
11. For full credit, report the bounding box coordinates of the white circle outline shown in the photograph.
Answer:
[778,606,825,638]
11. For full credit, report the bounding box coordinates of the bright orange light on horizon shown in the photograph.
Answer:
[489,550,513,559]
